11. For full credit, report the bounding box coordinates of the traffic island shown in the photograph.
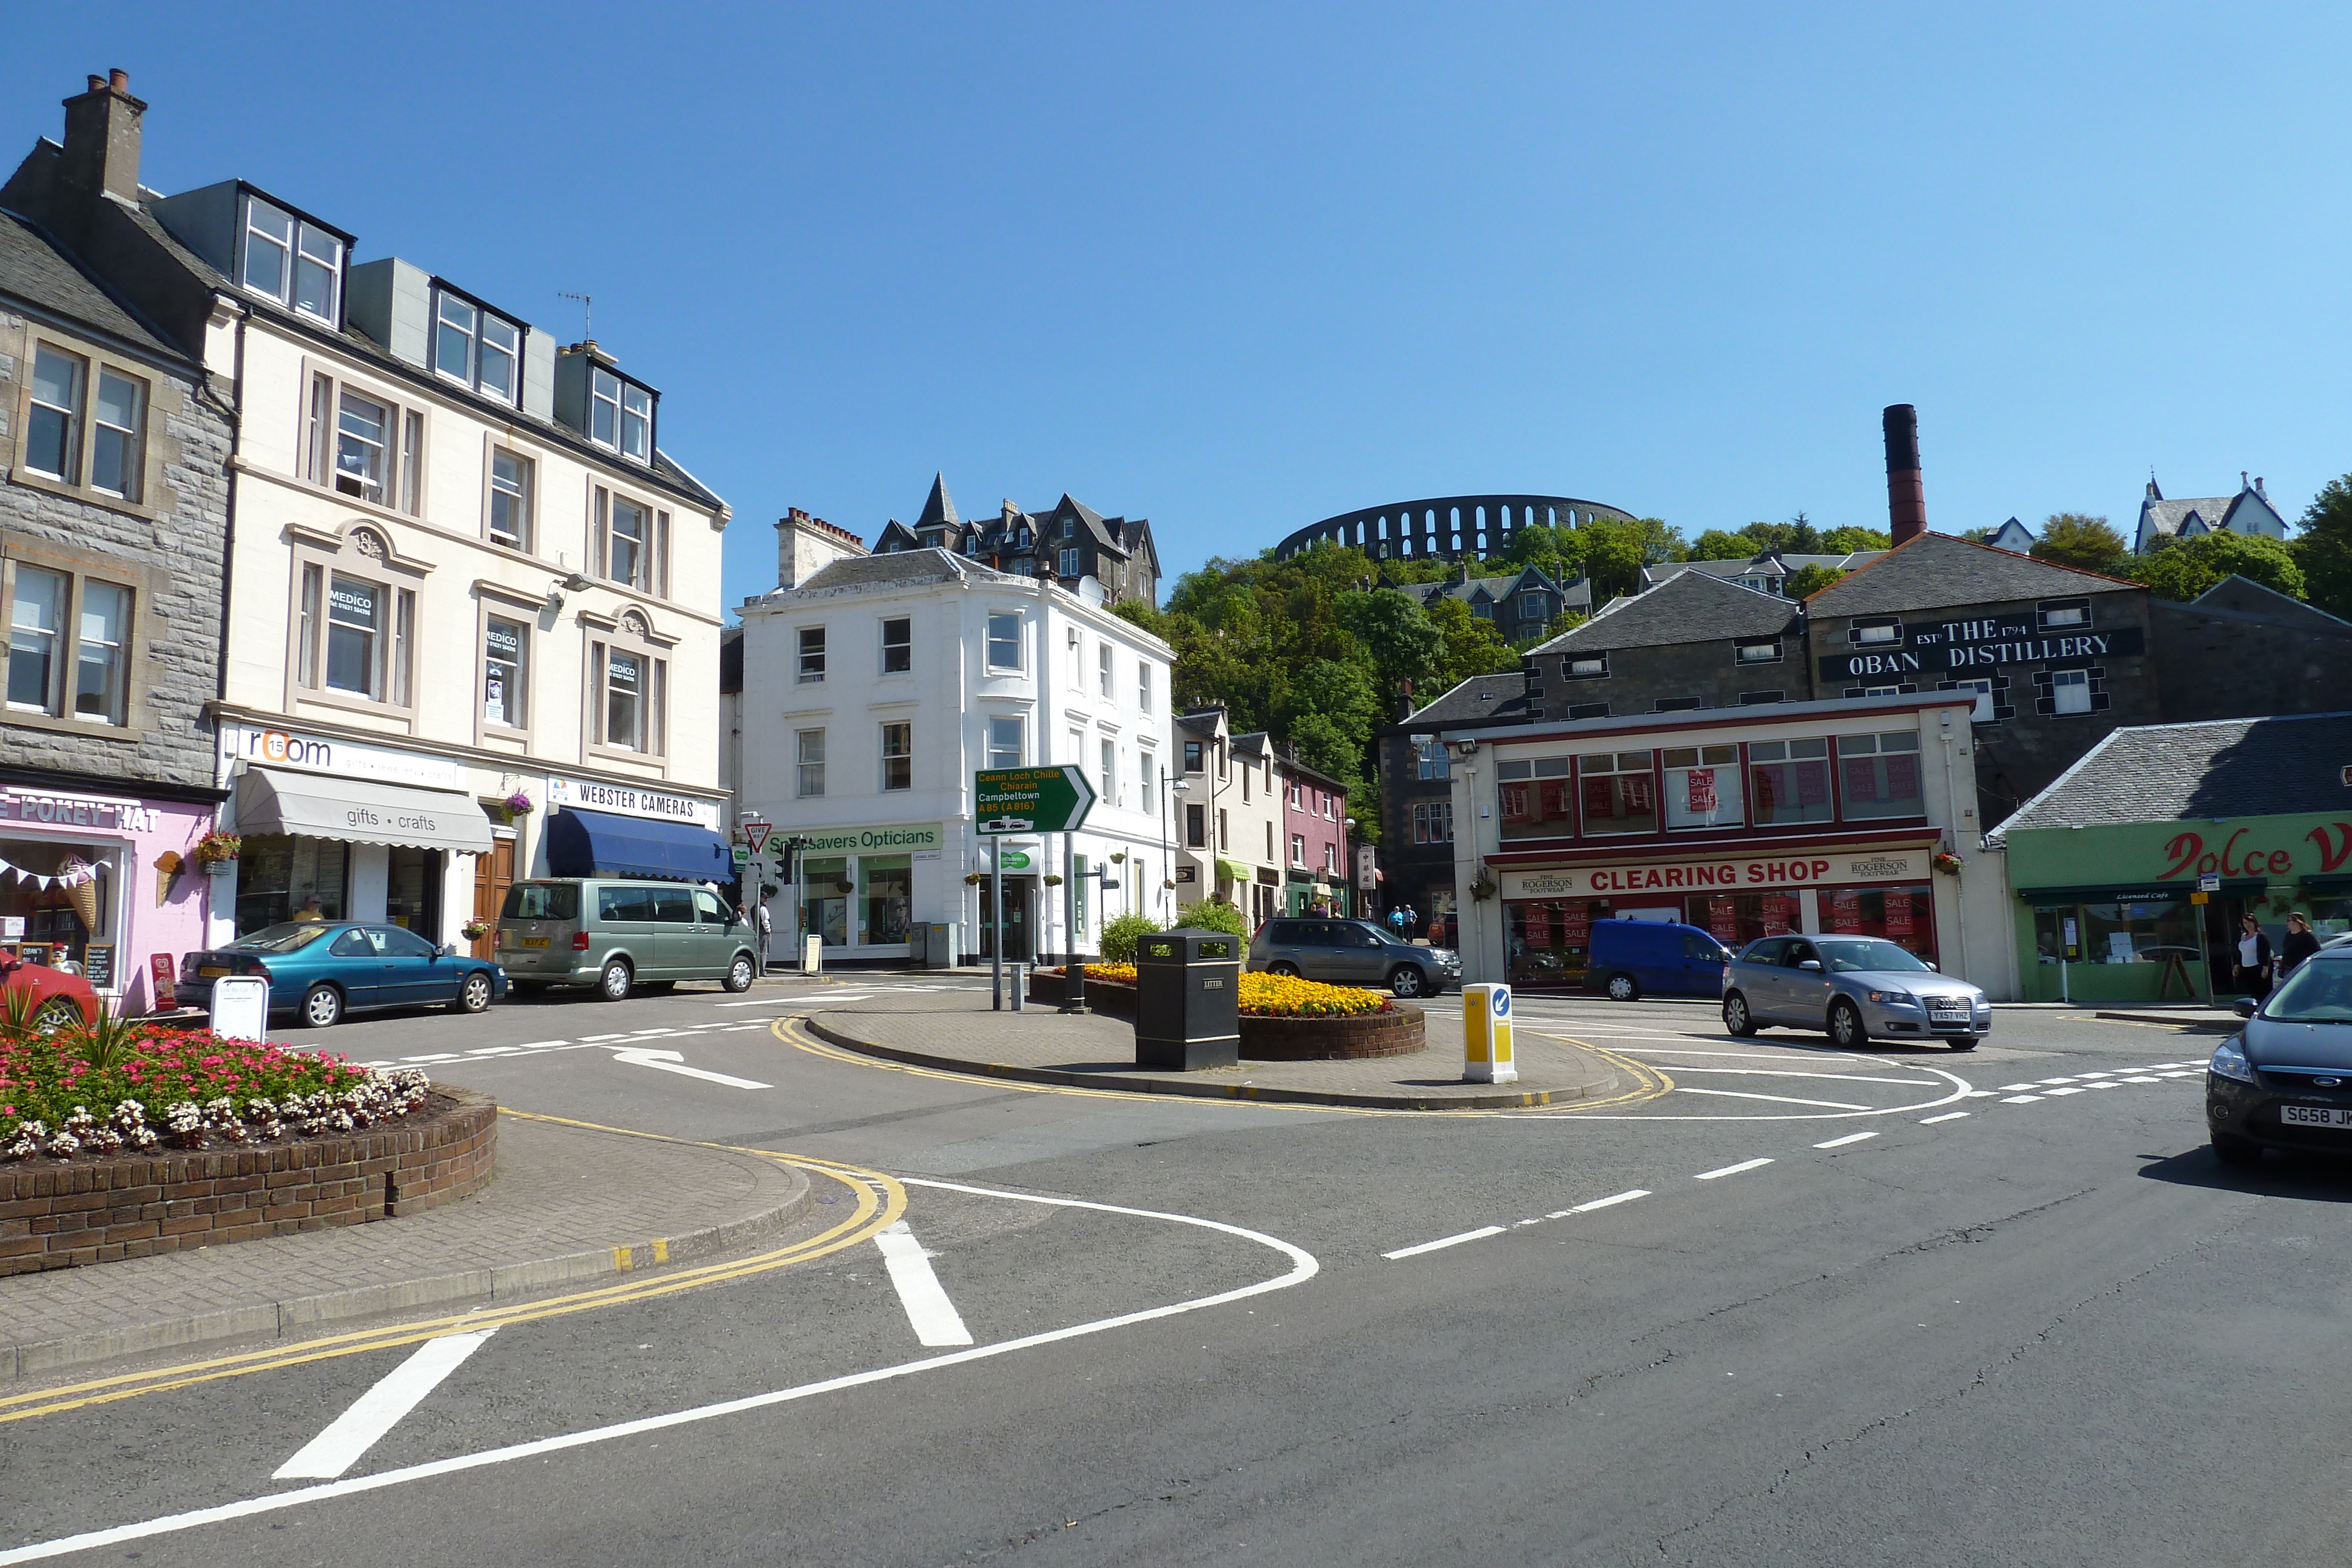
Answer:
[804,1004,1639,1111]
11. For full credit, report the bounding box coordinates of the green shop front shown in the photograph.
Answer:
[2003,813,2352,1002]
[781,821,941,958]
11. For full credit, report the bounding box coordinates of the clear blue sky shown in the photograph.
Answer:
[9,5,2346,613]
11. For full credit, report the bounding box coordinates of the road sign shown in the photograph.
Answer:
[2197,872,2221,892]
[975,766,1095,835]
[732,845,753,865]
[744,819,772,853]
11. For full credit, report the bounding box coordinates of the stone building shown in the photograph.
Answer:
[0,181,231,1011]
[1404,563,1583,644]
[872,475,1159,609]
[2131,474,2288,555]
[1522,570,1808,718]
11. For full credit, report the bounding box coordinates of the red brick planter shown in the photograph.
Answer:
[0,1088,496,1276]
[1241,1005,1425,1060]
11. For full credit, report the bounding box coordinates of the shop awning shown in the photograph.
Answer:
[236,767,492,855]
[2014,878,2268,904]
[1214,858,1251,884]
[2301,874,2352,894]
[546,807,731,882]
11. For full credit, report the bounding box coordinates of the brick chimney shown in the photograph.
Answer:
[1883,404,1926,546]
[774,507,867,591]
[56,70,144,243]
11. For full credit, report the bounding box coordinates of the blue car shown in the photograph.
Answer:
[181,921,508,1029]
[1583,919,1732,1002]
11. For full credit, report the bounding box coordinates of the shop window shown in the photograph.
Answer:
[863,855,913,945]
[1748,738,1832,825]
[1663,744,1743,829]
[1822,884,1937,959]
[1578,751,1657,836]
[0,840,116,976]
[801,857,849,947]
[233,835,349,936]
[1686,890,1800,946]
[1837,731,1924,818]
[1506,898,1612,985]
[386,846,441,932]
[2033,898,2197,968]
[1496,755,1575,839]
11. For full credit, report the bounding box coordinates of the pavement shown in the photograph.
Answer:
[804,998,1643,1109]
[0,1104,813,1383]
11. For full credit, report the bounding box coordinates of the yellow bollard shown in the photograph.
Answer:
[1463,982,1516,1084]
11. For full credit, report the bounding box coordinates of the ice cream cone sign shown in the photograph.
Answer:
[59,857,97,931]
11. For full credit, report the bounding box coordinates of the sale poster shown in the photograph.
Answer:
[1706,895,1737,940]
[1830,890,1863,932]
[1562,906,1592,947]
[1762,895,1796,935]
[1885,892,1915,937]
[1686,768,1717,815]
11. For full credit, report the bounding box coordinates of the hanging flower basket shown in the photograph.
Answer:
[1043,874,1065,887]
[192,831,242,867]
[503,791,536,816]
[833,879,856,895]
[963,871,985,886]
[1932,851,1965,876]
[460,919,492,941]
[1108,852,1127,864]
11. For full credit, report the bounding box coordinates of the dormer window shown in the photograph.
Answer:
[240,195,343,325]
[589,367,654,463]
[432,288,520,404]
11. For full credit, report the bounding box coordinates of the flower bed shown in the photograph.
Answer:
[1024,967,1421,1061]
[1238,973,1392,1018]
[1,1022,429,1161]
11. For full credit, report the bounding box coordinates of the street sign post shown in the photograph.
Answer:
[975,766,1095,835]
[744,819,772,854]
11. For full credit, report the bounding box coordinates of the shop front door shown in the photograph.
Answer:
[472,838,516,960]
[980,877,1035,961]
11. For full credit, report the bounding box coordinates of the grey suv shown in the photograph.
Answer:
[1247,918,1461,998]
[496,878,760,999]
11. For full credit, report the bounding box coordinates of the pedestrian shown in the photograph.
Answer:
[294,894,324,922]
[756,899,774,970]
[2280,911,2321,978]
[2234,913,2275,999]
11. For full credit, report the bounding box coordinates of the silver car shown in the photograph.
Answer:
[1721,934,1989,1052]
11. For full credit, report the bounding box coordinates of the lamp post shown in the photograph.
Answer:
[1163,775,1190,922]
[1343,815,1358,920]
[1447,739,1484,982]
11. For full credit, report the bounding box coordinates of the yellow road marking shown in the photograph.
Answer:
[0,1129,904,1425]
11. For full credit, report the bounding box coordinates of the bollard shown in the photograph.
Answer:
[1010,961,1028,1011]
[1463,982,1516,1084]
[801,934,823,975]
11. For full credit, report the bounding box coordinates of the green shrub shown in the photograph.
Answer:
[1176,899,1250,939]
[1099,911,1164,965]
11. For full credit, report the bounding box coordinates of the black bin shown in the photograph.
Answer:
[1133,927,1242,1071]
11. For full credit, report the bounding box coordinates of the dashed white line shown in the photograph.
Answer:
[1694,1158,1774,1181]
[1566,1189,1650,1214]
[2044,1086,2086,1096]
[2002,1094,2043,1104]
[873,1221,974,1347]
[273,1329,496,1480]
[1814,1131,1877,1148]
[1920,1111,1970,1124]
[1384,1225,1507,1261]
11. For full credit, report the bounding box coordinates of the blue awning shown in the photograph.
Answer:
[545,807,733,882]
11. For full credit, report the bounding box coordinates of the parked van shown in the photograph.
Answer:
[1583,919,1730,1002]
[496,879,760,999]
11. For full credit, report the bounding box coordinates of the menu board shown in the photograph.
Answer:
[18,944,52,967]
[82,944,115,990]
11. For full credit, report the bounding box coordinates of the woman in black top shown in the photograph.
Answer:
[2280,911,2322,977]
[2235,914,2276,999]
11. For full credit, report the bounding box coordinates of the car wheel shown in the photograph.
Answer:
[1947,1035,1979,1052]
[2210,1131,2263,1166]
[1828,998,1865,1048]
[1606,972,1639,1003]
[1723,991,1757,1037]
[455,971,493,1014]
[599,958,633,1001]
[302,984,343,1029]
[29,997,82,1035]
[1268,962,1300,978]
[724,954,756,993]
[1388,965,1426,999]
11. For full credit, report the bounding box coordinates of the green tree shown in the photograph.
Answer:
[1785,564,1847,599]
[1337,589,1445,706]
[2125,531,2307,602]
[1689,529,1754,561]
[1424,597,1523,689]
[1176,899,1250,939]
[2030,513,2129,574]
[1819,526,1892,554]
[1736,514,1823,556]
[2294,476,2352,621]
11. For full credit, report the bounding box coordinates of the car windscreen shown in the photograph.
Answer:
[2262,961,2352,1022]
[229,924,335,954]
[1816,939,1932,974]
[503,883,580,921]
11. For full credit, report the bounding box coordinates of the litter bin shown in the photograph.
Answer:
[1133,927,1241,1071]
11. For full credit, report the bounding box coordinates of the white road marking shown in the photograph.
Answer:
[1920,1111,1969,1124]
[1673,1088,1873,1111]
[1814,1131,1877,1148]
[873,1221,974,1346]
[1964,1090,1997,1098]
[606,1047,771,1091]
[1615,1045,1863,1060]
[1383,1225,1507,1260]
[1997,1083,2041,1091]
[1694,1158,1773,1181]
[505,1039,570,1050]
[2084,1081,2122,1090]
[2120,1075,2162,1084]
[580,1032,632,1042]
[2002,1094,2043,1103]
[2044,1086,2086,1096]
[2039,1076,2079,1084]
[1662,1066,1943,1086]
[398,1054,461,1064]
[713,994,871,1008]
[1565,1189,1649,1213]
[0,1179,1318,1567]
[271,1330,496,1480]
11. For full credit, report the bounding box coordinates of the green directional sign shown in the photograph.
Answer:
[975,765,1095,835]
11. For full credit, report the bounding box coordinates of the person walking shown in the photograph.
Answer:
[756,898,774,971]
[2234,913,2276,999]
[2280,911,2321,978]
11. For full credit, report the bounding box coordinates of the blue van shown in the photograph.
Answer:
[1583,919,1732,1002]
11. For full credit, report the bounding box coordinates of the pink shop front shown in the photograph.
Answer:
[0,784,218,1013]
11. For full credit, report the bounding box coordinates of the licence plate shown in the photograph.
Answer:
[1930,1009,1969,1024]
[519,937,550,949]
[198,965,228,978]
[2281,1105,2352,1129]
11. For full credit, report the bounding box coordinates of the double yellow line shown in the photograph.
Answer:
[0,1132,904,1425]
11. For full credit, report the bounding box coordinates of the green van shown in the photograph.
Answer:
[496,878,760,999]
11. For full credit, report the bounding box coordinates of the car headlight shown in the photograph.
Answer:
[1867,990,1919,1007]
[2209,1039,2258,1085]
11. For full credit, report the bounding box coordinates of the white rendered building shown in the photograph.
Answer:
[734,514,1177,963]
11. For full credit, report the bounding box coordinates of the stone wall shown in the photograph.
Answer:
[2150,596,2352,725]
[0,1088,496,1275]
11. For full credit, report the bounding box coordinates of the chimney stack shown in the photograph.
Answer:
[774,507,867,591]
[57,69,145,242]
[1882,404,1926,546]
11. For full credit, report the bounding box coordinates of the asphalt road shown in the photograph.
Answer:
[4,976,2346,1567]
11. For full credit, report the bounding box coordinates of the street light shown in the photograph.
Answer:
[1162,774,1191,921]
[1344,814,1358,920]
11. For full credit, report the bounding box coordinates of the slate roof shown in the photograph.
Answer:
[1527,569,1800,654]
[2180,574,2352,631]
[1648,551,1882,590]
[1408,566,1587,614]
[916,473,958,530]
[1803,530,2139,618]
[2134,480,2287,550]
[1992,711,2352,838]
[0,206,183,360]
[1399,673,1533,728]
[774,547,1015,597]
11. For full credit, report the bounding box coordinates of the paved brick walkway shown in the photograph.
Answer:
[806,1000,1643,1110]
[0,1112,810,1382]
